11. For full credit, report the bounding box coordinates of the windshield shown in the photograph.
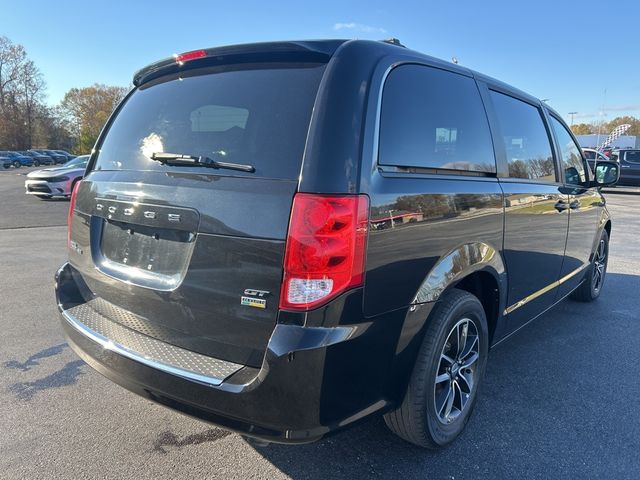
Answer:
[63,155,89,168]
[94,63,326,179]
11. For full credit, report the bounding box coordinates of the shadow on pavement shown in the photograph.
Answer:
[3,343,67,371]
[9,360,85,401]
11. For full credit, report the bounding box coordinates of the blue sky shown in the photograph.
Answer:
[1,0,639,124]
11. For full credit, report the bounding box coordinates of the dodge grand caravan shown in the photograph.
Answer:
[56,39,620,448]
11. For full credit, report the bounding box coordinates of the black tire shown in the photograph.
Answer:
[13,160,21,168]
[33,160,40,167]
[570,229,609,302]
[384,289,489,448]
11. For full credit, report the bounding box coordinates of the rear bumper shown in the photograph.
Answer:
[55,262,421,443]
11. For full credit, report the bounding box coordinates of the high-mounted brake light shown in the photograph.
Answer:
[174,49,207,64]
[279,194,369,311]
[68,181,81,248]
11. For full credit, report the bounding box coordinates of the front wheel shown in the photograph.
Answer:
[384,289,488,448]
[570,229,609,302]
[13,161,21,168]
[33,160,40,167]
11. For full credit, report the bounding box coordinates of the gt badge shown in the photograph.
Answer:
[241,289,269,309]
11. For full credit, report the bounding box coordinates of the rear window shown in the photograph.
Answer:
[94,63,326,179]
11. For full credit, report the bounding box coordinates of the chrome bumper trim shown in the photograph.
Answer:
[61,301,244,386]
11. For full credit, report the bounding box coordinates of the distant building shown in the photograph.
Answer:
[575,135,638,149]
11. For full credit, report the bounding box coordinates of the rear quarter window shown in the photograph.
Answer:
[93,63,326,179]
[378,64,496,173]
[625,151,640,163]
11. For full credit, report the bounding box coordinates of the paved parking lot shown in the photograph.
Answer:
[1,169,639,479]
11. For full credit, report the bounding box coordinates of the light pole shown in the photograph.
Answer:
[568,111,578,126]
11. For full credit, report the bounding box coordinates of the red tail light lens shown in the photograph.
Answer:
[174,49,207,64]
[68,181,81,248]
[280,194,369,311]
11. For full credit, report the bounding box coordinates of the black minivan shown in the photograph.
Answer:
[56,39,620,448]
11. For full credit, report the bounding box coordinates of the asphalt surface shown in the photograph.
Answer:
[0,166,71,230]
[1,169,639,479]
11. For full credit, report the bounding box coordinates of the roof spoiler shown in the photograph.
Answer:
[132,40,346,86]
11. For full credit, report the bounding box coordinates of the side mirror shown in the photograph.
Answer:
[591,160,620,188]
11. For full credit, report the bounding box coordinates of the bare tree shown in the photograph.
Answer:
[19,60,46,147]
[0,36,48,150]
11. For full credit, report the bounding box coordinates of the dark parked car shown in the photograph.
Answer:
[20,150,53,166]
[0,150,34,168]
[33,149,67,164]
[0,155,11,169]
[614,149,640,186]
[56,39,620,449]
[52,150,77,162]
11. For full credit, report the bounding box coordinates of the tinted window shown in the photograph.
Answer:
[64,155,89,168]
[489,91,555,181]
[378,65,495,173]
[94,64,326,179]
[549,116,587,186]
[583,150,596,160]
[625,151,640,163]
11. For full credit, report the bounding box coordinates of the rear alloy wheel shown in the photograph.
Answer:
[13,160,21,168]
[571,229,609,302]
[434,318,480,425]
[384,289,488,448]
[33,160,40,167]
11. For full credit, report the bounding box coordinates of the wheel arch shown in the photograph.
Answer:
[411,242,507,344]
[603,219,611,239]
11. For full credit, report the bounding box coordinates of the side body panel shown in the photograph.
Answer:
[364,173,505,318]
[499,180,569,327]
[546,111,604,297]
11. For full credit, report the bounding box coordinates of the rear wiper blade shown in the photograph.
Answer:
[150,152,255,173]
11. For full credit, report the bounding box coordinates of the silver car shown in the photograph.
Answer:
[25,155,89,198]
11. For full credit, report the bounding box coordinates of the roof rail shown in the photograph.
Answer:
[381,38,405,48]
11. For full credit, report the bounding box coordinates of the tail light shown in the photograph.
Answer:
[279,193,369,311]
[67,181,81,248]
